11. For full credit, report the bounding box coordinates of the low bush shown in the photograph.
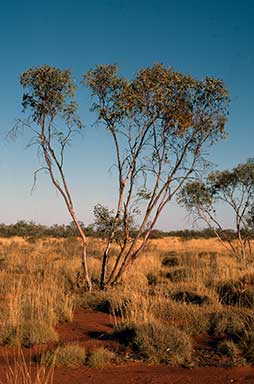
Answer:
[217,280,254,308]
[41,344,86,367]
[78,291,131,318]
[87,348,115,368]
[171,291,210,306]
[163,268,189,282]
[217,340,240,357]
[209,311,245,341]
[146,272,158,286]
[0,321,59,347]
[161,254,180,267]
[113,322,192,365]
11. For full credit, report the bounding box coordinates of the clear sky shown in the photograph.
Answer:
[0,0,253,229]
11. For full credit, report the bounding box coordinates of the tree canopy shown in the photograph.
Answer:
[178,160,254,263]
[84,63,229,286]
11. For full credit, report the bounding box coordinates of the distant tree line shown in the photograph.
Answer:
[0,220,94,239]
[0,220,252,241]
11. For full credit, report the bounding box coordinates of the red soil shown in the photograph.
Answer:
[0,309,254,384]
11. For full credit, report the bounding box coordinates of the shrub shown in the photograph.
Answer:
[163,268,189,282]
[1,321,59,347]
[161,254,180,267]
[242,335,254,364]
[217,280,254,308]
[209,311,245,341]
[77,291,131,318]
[41,344,86,367]
[112,325,137,346]
[217,340,240,357]
[87,348,115,368]
[146,272,158,286]
[113,322,192,365]
[171,291,210,306]
[240,273,254,285]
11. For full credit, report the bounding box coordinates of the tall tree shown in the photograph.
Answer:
[18,65,92,290]
[83,63,229,288]
[178,160,254,263]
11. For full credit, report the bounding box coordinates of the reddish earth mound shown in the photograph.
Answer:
[0,309,254,383]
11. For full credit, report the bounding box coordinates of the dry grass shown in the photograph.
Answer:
[87,348,115,368]
[1,235,254,366]
[0,351,54,384]
[41,344,86,368]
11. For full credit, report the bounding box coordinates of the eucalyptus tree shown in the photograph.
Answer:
[178,160,254,263]
[83,63,229,288]
[17,65,92,290]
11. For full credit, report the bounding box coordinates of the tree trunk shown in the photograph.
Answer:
[81,236,92,291]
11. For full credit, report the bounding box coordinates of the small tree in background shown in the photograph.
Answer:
[83,63,229,288]
[178,160,254,264]
[17,65,92,290]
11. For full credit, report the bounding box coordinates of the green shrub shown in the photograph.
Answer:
[217,340,240,357]
[209,311,245,341]
[112,325,137,346]
[161,255,180,267]
[77,291,131,318]
[41,344,86,367]
[242,336,254,363]
[1,321,59,347]
[163,268,189,282]
[217,280,254,308]
[113,322,192,365]
[87,348,115,368]
[171,291,210,306]
[146,272,158,286]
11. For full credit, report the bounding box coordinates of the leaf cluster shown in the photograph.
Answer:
[84,63,229,143]
[20,65,81,128]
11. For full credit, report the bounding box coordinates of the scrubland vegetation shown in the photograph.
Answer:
[1,61,253,382]
[1,235,254,380]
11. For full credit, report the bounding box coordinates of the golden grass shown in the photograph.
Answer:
[1,350,54,384]
[0,235,254,365]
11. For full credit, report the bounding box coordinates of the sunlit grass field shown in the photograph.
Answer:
[1,235,254,373]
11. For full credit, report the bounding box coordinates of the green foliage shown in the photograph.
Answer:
[161,254,180,267]
[87,348,115,368]
[20,65,79,126]
[0,321,59,347]
[83,63,229,285]
[163,267,189,282]
[0,220,96,239]
[93,204,136,241]
[171,291,211,306]
[178,181,213,211]
[146,272,158,286]
[209,311,246,340]
[77,291,131,317]
[113,322,193,365]
[217,340,240,357]
[217,280,254,308]
[84,63,228,142]
[179,161,254,243]
[42,344,86,367]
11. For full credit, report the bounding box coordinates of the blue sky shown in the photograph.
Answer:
[0,0,253,229]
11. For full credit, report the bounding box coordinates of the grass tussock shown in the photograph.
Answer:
[0,321,58,347]
[113,321,192,365]
[41,344,86,368]
[87,348,115,368]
